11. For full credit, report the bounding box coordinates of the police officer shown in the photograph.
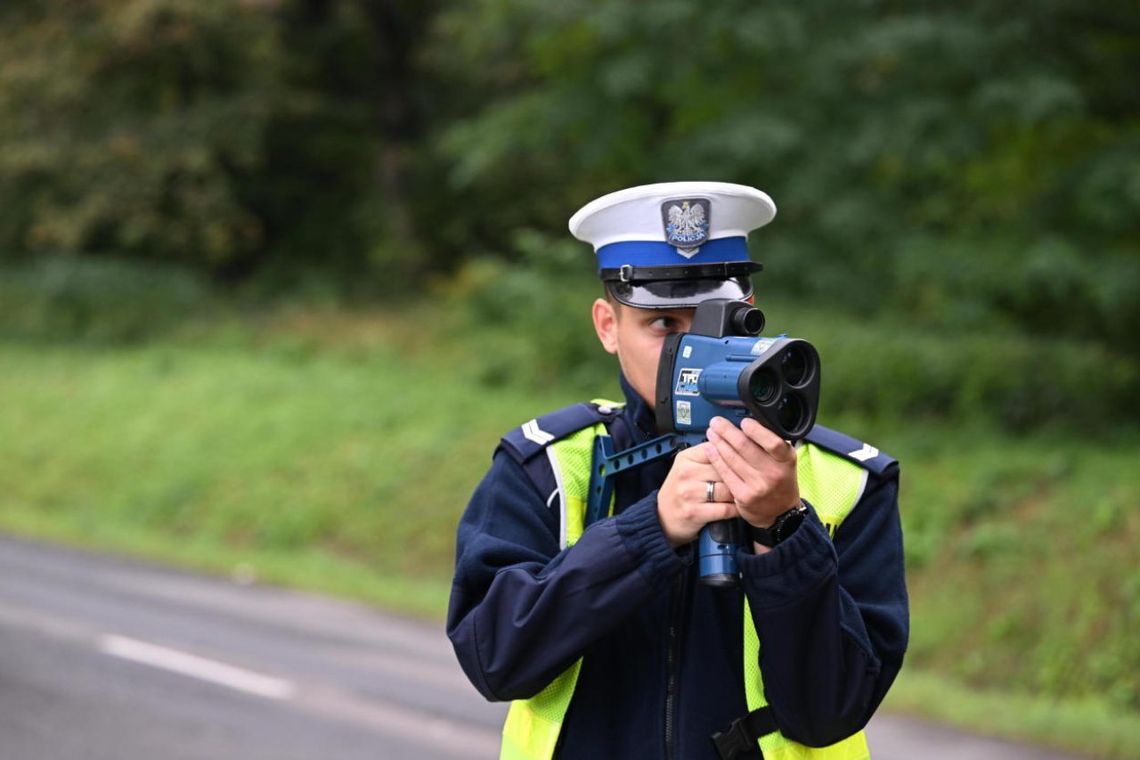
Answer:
[447,182,909,760]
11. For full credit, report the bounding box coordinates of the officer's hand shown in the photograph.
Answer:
[657,443,741,547]
[705,416,800,529]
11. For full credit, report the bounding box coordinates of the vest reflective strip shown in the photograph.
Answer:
[741,443,871,760]
[546,446,571,550]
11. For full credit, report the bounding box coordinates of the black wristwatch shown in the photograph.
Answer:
[749,502,809,547]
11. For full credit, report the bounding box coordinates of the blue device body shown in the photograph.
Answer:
[665,333,784,434]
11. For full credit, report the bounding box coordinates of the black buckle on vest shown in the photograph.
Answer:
[711,706,778,760]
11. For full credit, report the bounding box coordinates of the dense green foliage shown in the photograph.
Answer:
[0,0,435,286]
[0,1,279,270]
[429,1,1140,351]
[1,0,1137,430]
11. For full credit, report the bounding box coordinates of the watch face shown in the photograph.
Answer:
[752,505,808,547]
[774,509,806,543]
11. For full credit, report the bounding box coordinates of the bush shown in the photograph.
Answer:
[806,318,1140,433]
[437,230,617,394]
[0,258,210,342]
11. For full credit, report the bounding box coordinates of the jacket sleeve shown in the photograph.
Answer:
[737,473,909,746]
[446,449,685,702]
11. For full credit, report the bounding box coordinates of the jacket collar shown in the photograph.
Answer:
[619,373,658,442]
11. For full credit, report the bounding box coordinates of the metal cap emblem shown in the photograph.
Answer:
[661,198,710,257]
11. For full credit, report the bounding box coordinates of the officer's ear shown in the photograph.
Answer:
[592,297,619,355]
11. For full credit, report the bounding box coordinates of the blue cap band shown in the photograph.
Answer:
[596,237,750,273]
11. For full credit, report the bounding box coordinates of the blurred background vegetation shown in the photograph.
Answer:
[1,1,1138,756]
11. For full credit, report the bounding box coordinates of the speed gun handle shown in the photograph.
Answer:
[585,432,743,586]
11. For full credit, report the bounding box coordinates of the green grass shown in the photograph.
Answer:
[879,423,1140,759]
[885,669,1140,760]
[1,304,1137,758]
[0,307,603,617]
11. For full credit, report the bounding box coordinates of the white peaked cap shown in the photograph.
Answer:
[568,181,776,251]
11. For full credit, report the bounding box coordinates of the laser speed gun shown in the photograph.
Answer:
[654,299,820,444]
[585,299,821,586]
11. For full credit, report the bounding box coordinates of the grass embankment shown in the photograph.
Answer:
[1,305,1137,759]
[0,306,580,617]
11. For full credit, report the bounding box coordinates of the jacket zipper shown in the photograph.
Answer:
[664,569,688,760]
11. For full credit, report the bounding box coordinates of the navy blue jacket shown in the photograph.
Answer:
[447,376,908,759]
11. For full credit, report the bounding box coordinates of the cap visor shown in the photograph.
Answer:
[608,277,753,309]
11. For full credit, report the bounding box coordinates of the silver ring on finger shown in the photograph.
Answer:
[705,480,717,502]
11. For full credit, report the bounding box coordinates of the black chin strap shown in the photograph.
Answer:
[711,706,779,759]
[599,261,762,284]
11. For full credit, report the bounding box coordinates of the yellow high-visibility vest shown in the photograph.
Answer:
[501,402,872,760]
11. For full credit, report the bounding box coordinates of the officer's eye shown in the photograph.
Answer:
[649,316,679,334]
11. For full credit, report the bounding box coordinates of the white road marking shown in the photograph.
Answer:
[1,548,501,757]
[99,634,296,700]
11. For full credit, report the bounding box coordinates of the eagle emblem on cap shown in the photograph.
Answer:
[662,198,710,256]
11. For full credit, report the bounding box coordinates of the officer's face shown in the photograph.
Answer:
[592,299,695,406]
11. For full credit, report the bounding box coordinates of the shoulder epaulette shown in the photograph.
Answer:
[803,424,898,477]
[499,401,623,464]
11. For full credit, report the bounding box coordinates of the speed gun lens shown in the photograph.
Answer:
[777,394,808,434]
[749,370,778,404]
[781,346,810,386]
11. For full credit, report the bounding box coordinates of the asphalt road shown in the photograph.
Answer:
[0,534,1089,760]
